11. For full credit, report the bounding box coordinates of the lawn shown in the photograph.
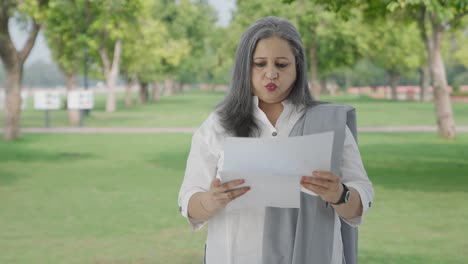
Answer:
[1,133,467,263]
[4,90,468,128]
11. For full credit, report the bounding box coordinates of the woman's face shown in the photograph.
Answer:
[251,37,297,105]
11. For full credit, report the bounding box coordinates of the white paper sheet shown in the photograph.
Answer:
[219,131,334,211]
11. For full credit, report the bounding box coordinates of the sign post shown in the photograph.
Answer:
[33,91,61,127]
[67,90,94,126]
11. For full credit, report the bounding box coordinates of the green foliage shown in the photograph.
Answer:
[120,0,190,83]
[348,59,388,87]
[85,0,142,74]
[366,19,423,77]
[450,24,468,68]
[44,0,87,75]
[387,0,468,24]
[158,0,219,83]
[17,0,50,23]
[311,9,369,76]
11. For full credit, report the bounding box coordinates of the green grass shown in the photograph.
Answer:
[4,90,468,128]
[1,133,467,263]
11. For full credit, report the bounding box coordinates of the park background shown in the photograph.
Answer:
[1,0,467,263]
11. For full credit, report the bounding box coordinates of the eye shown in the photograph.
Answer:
[276,63,289,69]
[254,62,266,68]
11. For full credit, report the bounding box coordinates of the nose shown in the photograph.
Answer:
[265,69,278,80]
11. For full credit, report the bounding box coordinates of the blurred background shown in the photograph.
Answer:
[1,0,467,263]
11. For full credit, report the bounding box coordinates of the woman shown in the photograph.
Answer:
[178,16,374,264]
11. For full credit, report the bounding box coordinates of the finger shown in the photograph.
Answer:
[227,186,251,200]
[217,179,245,192]
[301,176,332,188]
[214,186,250,202]
[212,192,231,208]
[313,171,339,182]
[210,178,222,189]
[301,182,327,195]
[306,178,331,189]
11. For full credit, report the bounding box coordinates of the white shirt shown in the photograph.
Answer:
[178,97,374,264]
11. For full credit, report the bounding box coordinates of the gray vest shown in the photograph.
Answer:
[262,103,359,264]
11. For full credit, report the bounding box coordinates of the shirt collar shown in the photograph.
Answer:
[252,96,295,122]
[252,96,294,108]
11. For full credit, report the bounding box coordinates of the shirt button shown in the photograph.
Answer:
[272,131,278,136]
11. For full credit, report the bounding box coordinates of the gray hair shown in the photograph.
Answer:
[216,16,315,137]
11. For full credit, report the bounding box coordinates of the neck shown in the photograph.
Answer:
[258,100,284,127]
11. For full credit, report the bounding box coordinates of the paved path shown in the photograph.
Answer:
[5,126,468,134]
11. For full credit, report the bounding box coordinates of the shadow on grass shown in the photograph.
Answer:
[0,168,21,186]
[361,141,468,193]
[150,149,190,171]
[0,137,95,163]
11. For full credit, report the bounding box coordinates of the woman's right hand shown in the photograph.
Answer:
[200,178,251,213]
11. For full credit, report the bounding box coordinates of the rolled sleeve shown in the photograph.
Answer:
[178,116,221,230]
[339,126,375,227]
[179,188,207,230]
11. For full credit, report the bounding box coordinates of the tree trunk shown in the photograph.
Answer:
[430,27,456,139]
[164,78,175,96]
[0,15,41,140]
[124,82,133,108]
[320,78,327,95]
[419,64,431,101]
[139,82,149,104]
[309,40,321,99]
[152,82,161,102]
[389,71,400,101]
[124,73,135,108]
[173,81,180,94]
[64,72,80,126]
[344,69,351,92]
[3,66,22,140]
[417,8,456,138]
[99,40,122,113]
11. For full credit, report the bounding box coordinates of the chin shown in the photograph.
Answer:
[259,96,284,104]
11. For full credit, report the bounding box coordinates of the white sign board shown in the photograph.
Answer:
[21,91,28,110]
[34,90,62,110]
[67,90,94,110]
[1,90,29,110]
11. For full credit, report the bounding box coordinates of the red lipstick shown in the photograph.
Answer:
[265,83,277,92]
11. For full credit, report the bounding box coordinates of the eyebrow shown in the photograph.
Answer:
[253,57,291,60]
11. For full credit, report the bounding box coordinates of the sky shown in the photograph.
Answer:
[9,0,235,66]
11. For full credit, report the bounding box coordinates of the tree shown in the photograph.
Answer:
[119,0,190,103]
[170,0,221,86]
[0,0,49,140]
[367,19,422,100]
[295,2,369,98]
[308,0,468,138]
[404,1,467,138]
[44,0,87,126]
[86,0,141,112]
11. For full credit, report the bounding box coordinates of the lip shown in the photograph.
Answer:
[265,83,277,92]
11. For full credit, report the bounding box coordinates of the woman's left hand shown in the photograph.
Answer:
[300,171,343,204]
